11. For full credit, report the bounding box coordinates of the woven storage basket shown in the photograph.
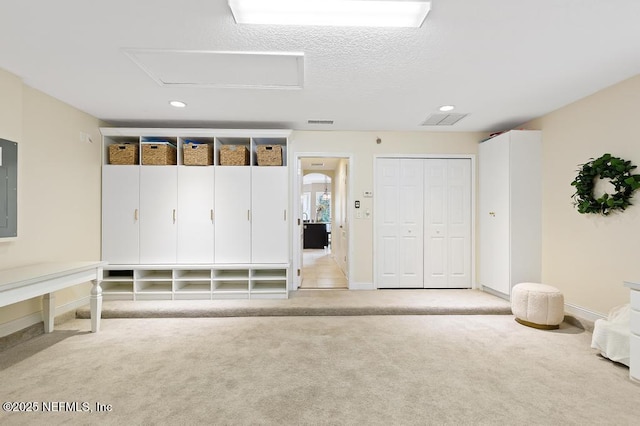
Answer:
[220,145,249,166]
[257,145,283,166]
[141,143,177,165]
[183,143,213,166]
[108,143,139,165]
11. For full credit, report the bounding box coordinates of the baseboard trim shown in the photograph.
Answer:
[0,296,90,338]
[349,282,374,290]
[564,303,606,322]
[563,303,606,332]
[481,286,509,301]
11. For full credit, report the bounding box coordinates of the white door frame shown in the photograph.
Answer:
[373,154,477,290]
[291,152,354,291]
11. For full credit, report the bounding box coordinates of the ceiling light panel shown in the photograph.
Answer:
[125,49,304,89]
[228,0,431,28]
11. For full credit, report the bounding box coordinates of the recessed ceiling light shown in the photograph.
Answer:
[228,0,431,28]
[169,100,187,108]
[439,105,455,112]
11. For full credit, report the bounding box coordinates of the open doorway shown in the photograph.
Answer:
[292,155,351,291]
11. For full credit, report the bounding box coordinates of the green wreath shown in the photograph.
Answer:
[571,153,640,215]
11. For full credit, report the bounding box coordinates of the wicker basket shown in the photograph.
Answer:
[220,145,249,166]
[141,143,177,165]
[183,143,213,166]
[108,143,139,165]
[256,145,283,166]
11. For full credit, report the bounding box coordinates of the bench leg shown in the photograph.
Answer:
[90,279,102,333]
[43,293,55,333]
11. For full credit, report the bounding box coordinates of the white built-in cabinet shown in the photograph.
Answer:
[100,128,290,300]
[375,157,472,289]
[478,130,542,297]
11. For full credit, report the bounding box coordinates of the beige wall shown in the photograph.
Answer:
[523,74,640,315]
[290,131,483,286]
[4,62,635,331]
[0,68,102,333]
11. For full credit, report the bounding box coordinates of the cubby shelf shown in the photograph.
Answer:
[100,264,288,300]
[102,129,288,167]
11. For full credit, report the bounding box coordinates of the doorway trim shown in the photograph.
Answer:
[372,153,477,290]
[291,152,354,291]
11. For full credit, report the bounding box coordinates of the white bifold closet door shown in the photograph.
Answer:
[423,159,472,288]
[375,158,471,289]
[375,159,424,288]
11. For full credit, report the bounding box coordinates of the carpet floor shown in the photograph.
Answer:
[0,314,637,425]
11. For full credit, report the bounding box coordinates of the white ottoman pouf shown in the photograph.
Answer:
[511,283,565,329]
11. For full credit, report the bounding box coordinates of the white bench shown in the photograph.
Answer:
[0,261,106,333]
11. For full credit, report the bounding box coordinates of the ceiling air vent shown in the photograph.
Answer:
[307,119,334,125]
[421,113,469,126]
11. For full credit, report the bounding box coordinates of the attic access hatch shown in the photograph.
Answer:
[0,138,18,238]
[124,49,305,89]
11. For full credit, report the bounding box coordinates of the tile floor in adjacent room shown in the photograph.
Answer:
[300,249,348,289]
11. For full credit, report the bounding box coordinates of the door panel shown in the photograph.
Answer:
[424,160,447,287]
[424,159,471,288]
[140,167,178,264]
[479,139,510,294]
[177,167,214,263]
[446,159,472,288]
[375,158,423,288]
[376,159,400,287]
[102,166,140,264]
[398,160,424,287]
[215,167,251,263]
[252,167,288,263]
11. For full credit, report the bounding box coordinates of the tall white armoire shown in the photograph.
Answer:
[478,130,542,298]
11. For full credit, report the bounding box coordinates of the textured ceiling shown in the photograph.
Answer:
[1,0,639,132]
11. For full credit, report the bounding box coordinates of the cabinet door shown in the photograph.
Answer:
[375,158,424,288]
[102,166,139,264]
[177,167,214,263]
[252,167,288,263]
[140,167,178,264]
[479,136,511,295]
[215,167,251,263]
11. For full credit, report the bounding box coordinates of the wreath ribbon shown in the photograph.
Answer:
[571,153,640,215]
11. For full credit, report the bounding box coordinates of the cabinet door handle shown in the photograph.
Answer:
[211,209,214,222]
[247,210,250,221]
[173,209,176,223]
[284,210,287,221]
[134,209,138,221]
